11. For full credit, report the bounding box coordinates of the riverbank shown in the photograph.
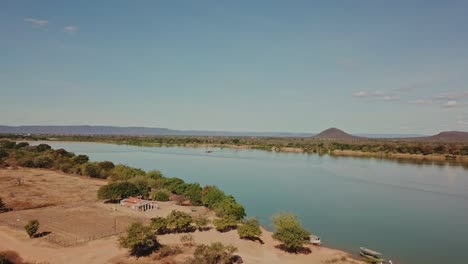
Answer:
[0,168,364,264]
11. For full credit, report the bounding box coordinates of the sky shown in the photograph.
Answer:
[1,0,468,134]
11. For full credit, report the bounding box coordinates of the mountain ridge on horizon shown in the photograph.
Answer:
[0,124,449,139]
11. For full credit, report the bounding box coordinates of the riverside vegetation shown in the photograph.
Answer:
[4,133,468,163]
[0,140,315,262]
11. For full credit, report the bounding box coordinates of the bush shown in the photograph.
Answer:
[184,183,203,206]
[180,234,195,247]
[128,176,150,198]
[150,217,168,234]
[97,182,140,201]
[213,215,238,232]
[14,142,29,149]
[193,215,209,231]
[166,210,193,232]
[185,242,237,264]
[0,148,7,159]
[59,163,73,173]
[35,144,51,152]
[0,197,5,209]
[83,163,101,178]
[97,161,115,170]
[161,177,187,194]
[237,218,262,240]
[201,186,225,208]
[271,213,310,253]
[157,245,182,259]
[73,154,89,164]
[147,170,163,180]
[119,222,160,257]
[213,196,246,220]
[0,141,16,149]
[33,156,54,168]
[153,191,169,201]
[109,165,146,181]
[18,158,34,167]
[24,219,39,238]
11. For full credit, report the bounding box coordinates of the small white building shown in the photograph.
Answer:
[120,197,158,212]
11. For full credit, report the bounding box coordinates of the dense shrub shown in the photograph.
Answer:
[150,217,168,234]
[59,163,73,173]
[146,170,163,180]
[0,141,16,149]
[201,186,225,208]
[180,234,195,247]
[83,163,101,178]
[33,156,54,168]
[35,144,51,152]
[0,148,8,159]
[18,158,35,167]
[157,245,182,259]
[153,191,169,201]
[166,210,193,232]
[184,183,203,206]
[24,219,39,238]
[213,196,246,220]
[213,215,238,232]
[109,165,145,181]
[119,222,160,256]
[237,218,262,240]
[128,176,150,198]
[97,182,140,201]
[97,161,115,170]
[14,142,29,149]
[193,215,209,231]
[73,154,89,164]
[161,177,187,194]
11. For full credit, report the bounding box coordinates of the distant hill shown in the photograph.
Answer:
[423,131,468,142]
[0,125,314,137]
[312,128,364,140]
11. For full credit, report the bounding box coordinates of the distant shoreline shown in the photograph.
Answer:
[28,139,468,166]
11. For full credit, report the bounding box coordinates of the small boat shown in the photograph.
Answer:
[309,235,321,246]
[360,247,382,258]
[360,247,388,264]
[205,150,213,153]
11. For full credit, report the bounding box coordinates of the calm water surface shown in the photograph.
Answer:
[43,142,468,264]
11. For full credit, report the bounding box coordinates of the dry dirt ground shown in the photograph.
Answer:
[0,168,362,264]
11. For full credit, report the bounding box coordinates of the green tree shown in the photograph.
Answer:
[24,219,39,238]
[150,217,168,234]
[213,215,238,232]
[97,182,140,201]
[213,196,246,220]
[73,154,89,164]
[0,141,16,149]
[153,191,169,201]
[201,186,226,208]
[128,176,150,198]
[35,144,51,152]
[166,210,192,232]
[237,218,262,240]
[33,156,54,168]
[271,213,310,253]
[184,183,203,205]
[109,165,145,181]
[97,161,115,170]
[119,222,160,256]
[0,148,7,159]
[83,163,101,178]
[161,177,187,194]
[146,170,163,180]
[185,242,237,264]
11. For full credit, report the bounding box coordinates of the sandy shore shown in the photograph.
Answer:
[0,168,363,264]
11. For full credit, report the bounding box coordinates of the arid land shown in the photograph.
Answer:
[0,168,363,264]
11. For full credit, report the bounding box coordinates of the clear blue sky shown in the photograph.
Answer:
[1,0,468,134]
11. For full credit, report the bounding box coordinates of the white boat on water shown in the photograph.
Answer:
[309,235,321,245]
[360,247,393,264]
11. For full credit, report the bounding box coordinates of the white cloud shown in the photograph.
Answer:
[352,90,399,102]
[433,91,468,100]
[409,99,428,105]
[443,100,457,108]
[352,91,368,97]
[63,25,78,34]
[24,17,48,30]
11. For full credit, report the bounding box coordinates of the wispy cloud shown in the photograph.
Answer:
[63,25,78,34]
[352,90,399,101]
[433,91,468,101]
[24,17,48,30]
